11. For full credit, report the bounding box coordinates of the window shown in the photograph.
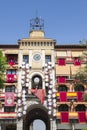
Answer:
[6,70,17,83]
[74,57,81,66]
[32,75,42,89]
[75,84,84,92]
[4,107,15,112]
[58,85,68,92]
[7,55,18,64]
[58,58,66,66]
[23,55,29,63]
[6,70,17,75]
[58,104,69,111]
[6,124,16,130]
[45,55,51,63]
[75,104,86,111]
[5,86,15,92]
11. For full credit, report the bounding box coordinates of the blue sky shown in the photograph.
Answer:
[0,0,87,44]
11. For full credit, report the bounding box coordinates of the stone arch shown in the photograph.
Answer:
[29,71,45,89]
[74,84,85,91]
[23,104,50,130]
[29,71,44,79]
[75,104,86,111]
[58,84,68,92]
[58,104,69,111]
[32,75,42,89]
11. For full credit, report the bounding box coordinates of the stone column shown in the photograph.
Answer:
[52,119,56,130]
[42,49,45,68]
[51,50,55,88]
[17,120,23,130]
[29,50,32,68]
[51,49,55,67]
[18,50,23,89]
[42,49,45,90]
[72,124,75,130]
[18,50,23,67]
[42,80,45,90]
[50,119,56,130]
[50,119,53,130]
[30,123,33,130]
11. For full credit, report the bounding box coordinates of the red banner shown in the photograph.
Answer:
[60,92,67,102]
[5,92,14,106]
[31,89,45,104]
[58,77,66,83]
[78,112,86,123]
[61,112,69,123]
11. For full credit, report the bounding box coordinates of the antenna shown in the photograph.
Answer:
[30,16,44,31]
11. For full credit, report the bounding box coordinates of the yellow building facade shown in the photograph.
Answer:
[0,17,87,130]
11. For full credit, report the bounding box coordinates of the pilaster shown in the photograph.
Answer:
[17,120,23,130]
[29,50,32,68]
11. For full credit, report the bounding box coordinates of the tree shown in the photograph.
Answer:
[73,43,87,85]
[0,50,7,88]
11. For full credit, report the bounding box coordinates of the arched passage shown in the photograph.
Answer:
[23,104,50,130]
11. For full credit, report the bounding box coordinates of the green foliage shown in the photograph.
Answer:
[73,44,87,85]
[82,93,87,101]
[0,51,7,72]
[73,70,87,85]
[0,50,7,88]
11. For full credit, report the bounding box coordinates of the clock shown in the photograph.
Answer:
[33,53,41,61]
[34,77,40,84]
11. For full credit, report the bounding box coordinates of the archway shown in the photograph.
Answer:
[74,84,85,91]
[58,104,69,111]
[23,104,50,130]
[32,75,42,89]
[75,104,86,111]
[58,84,68,92]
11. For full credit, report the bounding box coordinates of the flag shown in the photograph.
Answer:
[5,92,14,106]
[31,89,45,104]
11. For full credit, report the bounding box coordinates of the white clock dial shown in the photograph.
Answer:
[34,77,40,83]
[33,54,41,61]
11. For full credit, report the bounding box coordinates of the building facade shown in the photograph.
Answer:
[0,17,87,130]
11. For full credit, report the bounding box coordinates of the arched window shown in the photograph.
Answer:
[32,75,42,89]
[74,84,84,91]
[75,104,86,111]
[58,85,68,92]
[58,104,69,111]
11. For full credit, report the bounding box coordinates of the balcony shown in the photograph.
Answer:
[56,92,85,102]
[6,54,18,67]
[6,74,17,83]
[0,112,17,119]
[56,111,87,123]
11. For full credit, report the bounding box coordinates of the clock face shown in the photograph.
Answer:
[33,53,41,61]
[34,77,40,83]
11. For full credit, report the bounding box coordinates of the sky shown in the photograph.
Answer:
[0,0,87,45]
